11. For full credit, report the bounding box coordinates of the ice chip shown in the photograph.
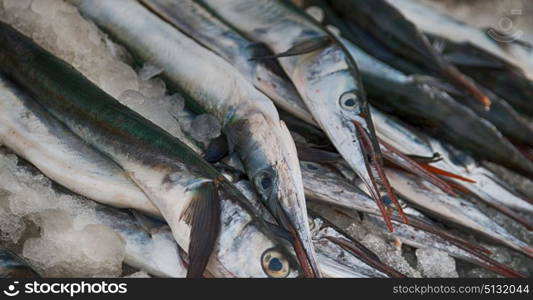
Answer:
[416,248,458,278]
[79,224,126,262]
[190,114,222,144]
[31,0,60,17]
[139,77,166,98]
[138,63,163,81]
[119,89,146,107]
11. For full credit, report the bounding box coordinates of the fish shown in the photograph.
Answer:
[233,180,401,278]
[294,1,533,176]
[322,0,491,109]
[336,34,533,177]
[386,168,533,259]
[0,75,160,217]
[371,107,533,227]
[0,249,40,278]
[139,0,314,125]
[76,0,319,277]
[199,0,408,232]
[0,21,302,278]
[299,161,526,277]
[0,77,379,277]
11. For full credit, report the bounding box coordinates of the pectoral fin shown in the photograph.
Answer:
[180,181,221,278]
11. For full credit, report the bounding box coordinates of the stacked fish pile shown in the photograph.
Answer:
[0,0,531,278]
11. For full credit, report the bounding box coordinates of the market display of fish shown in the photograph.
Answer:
[0,0,531,278]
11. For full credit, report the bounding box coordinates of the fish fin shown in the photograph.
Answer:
[203,135,228,163]
[246,42,289,78]
[180,181,221,278]
[249,36,332,60]
[296,143,341,163]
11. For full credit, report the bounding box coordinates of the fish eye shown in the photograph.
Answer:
[339,91,359,111]
[254,170,273,192]
[261,249,290,278]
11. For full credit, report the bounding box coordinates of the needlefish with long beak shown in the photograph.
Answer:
[75,0,319,277]
[0,73,386,278]
[199,0,408,231]
[0,21,303,278]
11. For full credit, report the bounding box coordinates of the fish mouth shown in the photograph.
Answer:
[351,120,408,231]
[273,200,321,278]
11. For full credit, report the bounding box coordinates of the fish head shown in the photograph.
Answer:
[293,45,404,229]
[213,196,302,278]
[248,135,321,277]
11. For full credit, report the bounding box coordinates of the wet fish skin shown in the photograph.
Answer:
[140,0,314,125]
[371,107,533,217]
[0,75,160,217]
[387,0,533,82]
[386,168,533,259]
[201,0,407,231]
[0,21,300,278]
[338,37,533,177]
[77,0,319,278]
[300,161,526,277]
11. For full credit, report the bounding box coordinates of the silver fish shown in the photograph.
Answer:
[300,160,526,277]
[0,21,301,278]
[140,0,314,125]
[200,0,408,231]
[77,0,319,277]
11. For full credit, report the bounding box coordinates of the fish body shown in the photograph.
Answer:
[0,75,160,217]
[338,37,533,176]
[371,108,533,217]
[387,0,533,82]
[140,0,314,124]
[0,21,300,278]
[200,0,407,231]
[300,161,526,277]
[324,0,490,109]
[77,0,318,277]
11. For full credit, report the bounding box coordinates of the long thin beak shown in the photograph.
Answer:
[275,204,321,278]
[287,223,321,278]
[325,236,406,278]
[352,120,408,231]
